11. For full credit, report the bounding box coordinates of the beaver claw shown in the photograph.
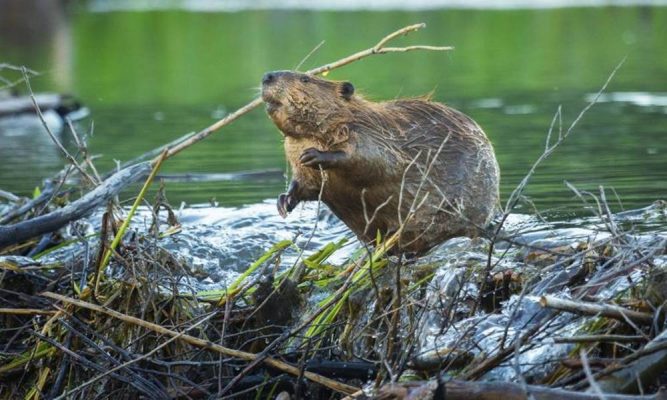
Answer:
[277,193,298,218]
[277,180,300,218]
[300,148,346,169]
[300,148,326,168]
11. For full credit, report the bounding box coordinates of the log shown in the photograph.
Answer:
[0,162,151,248]
[373,379,665,400]
[0,182,56,225]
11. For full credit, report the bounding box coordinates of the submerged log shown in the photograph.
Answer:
[0,93,78,117]
[0,162,151,248]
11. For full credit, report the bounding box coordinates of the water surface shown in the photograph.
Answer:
[0,4,665,213]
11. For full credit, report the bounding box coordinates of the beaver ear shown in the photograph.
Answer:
[340,82,354,100]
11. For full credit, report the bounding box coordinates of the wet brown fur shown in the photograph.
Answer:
[262,71,500,254]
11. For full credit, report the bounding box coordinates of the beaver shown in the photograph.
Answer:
[261,70,500,255]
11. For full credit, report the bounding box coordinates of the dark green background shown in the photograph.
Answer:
[1,5,665,212]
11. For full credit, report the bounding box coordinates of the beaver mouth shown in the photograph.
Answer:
[261,90,282,114]
[264,98,282,114]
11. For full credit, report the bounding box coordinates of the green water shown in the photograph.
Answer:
[1,5,665,213]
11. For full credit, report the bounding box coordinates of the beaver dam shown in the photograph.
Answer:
[2,26,667,400]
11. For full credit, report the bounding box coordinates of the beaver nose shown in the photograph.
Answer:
[262,72,276,86]
[262,71,290,86]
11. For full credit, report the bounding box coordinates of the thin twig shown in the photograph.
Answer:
[20,67,98,186]
[0,308,56,316]
[581,349,609,400]
[471,58,626,317]
[295,40,326,71]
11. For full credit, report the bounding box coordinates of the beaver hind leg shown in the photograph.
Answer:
[299,148,348,169]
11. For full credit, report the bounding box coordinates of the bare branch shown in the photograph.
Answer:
[539,295,654,326]
[153,23,452,165]
[20,67,98,186]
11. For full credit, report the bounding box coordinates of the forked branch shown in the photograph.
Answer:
[153,23,452,164]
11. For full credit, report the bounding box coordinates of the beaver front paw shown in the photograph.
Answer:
[300,148,347,169]
[277,180,300,218]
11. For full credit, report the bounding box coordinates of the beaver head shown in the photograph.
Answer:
[261,70,355,142]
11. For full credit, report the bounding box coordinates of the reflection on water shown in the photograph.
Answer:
[86,0,667,12]
[588,91,667,107]
[0,0,72,90]
[0,3,665,212]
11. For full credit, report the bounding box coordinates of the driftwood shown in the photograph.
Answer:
[0,181,56,225]
[372,379,666,400]
[539,295,655,326]
[0,189,20,202]
[0,162,151,248]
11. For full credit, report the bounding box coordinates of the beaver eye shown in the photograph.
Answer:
[340,81,355,100]
[300,75,311,83]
